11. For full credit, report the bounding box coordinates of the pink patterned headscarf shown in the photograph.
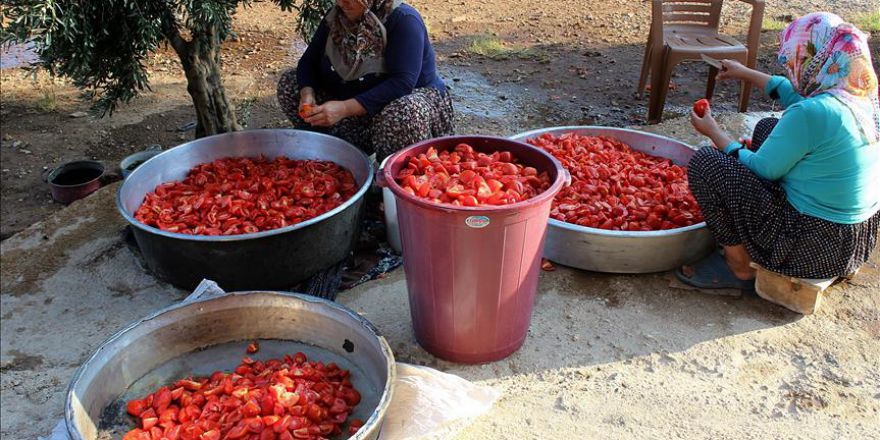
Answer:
[778,12,880,143]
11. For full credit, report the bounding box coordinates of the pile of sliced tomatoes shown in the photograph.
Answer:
[135,157,357,236]
[526,133,703,231]
[395,144,551,206]
[123,352,364,440]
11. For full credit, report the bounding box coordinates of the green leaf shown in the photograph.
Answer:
[291,0,334,43]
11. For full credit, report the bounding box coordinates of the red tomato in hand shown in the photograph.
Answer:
[693,98,710,117]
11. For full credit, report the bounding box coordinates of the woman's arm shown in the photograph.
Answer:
[763,76,805,109]
[690,108,736,152]
[735,105,813,180]
[691,105,813,181]
[296,20,329,97]
[716,59,771,91]
[353,14,426,114]
[716,60,803,108]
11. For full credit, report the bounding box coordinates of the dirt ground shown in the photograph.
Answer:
[1,112,878,440]
[1,141,879,440]
[2,0,878,239]
[2,1,880,439]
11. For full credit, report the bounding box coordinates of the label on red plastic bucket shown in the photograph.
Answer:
[465,215,490,229]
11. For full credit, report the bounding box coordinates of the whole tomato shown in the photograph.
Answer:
[693,98,710,117]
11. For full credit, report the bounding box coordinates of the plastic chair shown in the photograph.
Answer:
[639,0,765,124]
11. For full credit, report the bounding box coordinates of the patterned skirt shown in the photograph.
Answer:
[276,69,455,162]
[687,118,879,279]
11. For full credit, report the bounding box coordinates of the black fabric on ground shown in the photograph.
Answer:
[295,188,403,300]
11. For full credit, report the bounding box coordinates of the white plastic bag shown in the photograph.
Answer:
[378,363,500,440]
[38,419,68,440]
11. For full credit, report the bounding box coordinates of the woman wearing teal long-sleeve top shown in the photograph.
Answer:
[677,12,880,292]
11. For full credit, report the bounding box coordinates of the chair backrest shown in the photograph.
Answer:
[655,0,724,30]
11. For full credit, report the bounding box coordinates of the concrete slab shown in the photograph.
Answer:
[2,118,879,439]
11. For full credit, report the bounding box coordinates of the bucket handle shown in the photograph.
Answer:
[562,169,572,187]
[41,166,55,183]
[375,168,389,188]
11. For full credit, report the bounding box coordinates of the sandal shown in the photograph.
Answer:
[676,250,755,294]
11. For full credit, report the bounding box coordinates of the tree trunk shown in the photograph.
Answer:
[170,26,241,138]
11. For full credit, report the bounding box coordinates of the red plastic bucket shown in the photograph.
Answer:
[44,160,105,205]
[380,136,568,363]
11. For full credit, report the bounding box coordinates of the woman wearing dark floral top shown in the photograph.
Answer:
[277,0,454,161]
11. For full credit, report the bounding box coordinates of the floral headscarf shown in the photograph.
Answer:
[325,0,402,82]
[778,12,880,143]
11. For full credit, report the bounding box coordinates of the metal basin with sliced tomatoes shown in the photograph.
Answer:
[510,126,715,273]
[117,129,373,290]
[65,291,395,440]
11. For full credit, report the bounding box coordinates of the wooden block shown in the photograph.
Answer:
[749,263,836,315]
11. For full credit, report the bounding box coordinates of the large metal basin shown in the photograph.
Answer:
[510,126,715,273]
[117,129,373,290]
[66,291,395,440]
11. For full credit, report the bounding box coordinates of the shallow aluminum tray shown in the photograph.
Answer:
[510,126,715,273]
[66,291,395,440]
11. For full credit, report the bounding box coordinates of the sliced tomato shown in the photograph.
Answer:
[460,195,479,207]
[246,341,260,354]
[127,399,149,417]
[525,133,702,231]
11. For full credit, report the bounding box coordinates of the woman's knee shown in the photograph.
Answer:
[277,69,298,87]
[687,146,725,181]
[751,117,779,150]
[276,69,301,120]
[373,96,431,139]
[753,117,779,136]
[381,93,425,117]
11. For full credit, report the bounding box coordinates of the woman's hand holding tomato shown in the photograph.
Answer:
[693,99,710,118]
[299,87,316,119]
[301,99,367,128]
[690,105,735,152]
[304,101,350,127]
[690,104,719,137]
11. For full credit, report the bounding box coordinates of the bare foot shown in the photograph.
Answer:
[721,246,756,280]
[731,268,756,281]
[679,259,753,281]
[680,264,695,278]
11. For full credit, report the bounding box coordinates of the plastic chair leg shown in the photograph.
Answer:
[638,41,653,97]
[738,80,752,112]
[647,53,673,124]
[705,66,718,100]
